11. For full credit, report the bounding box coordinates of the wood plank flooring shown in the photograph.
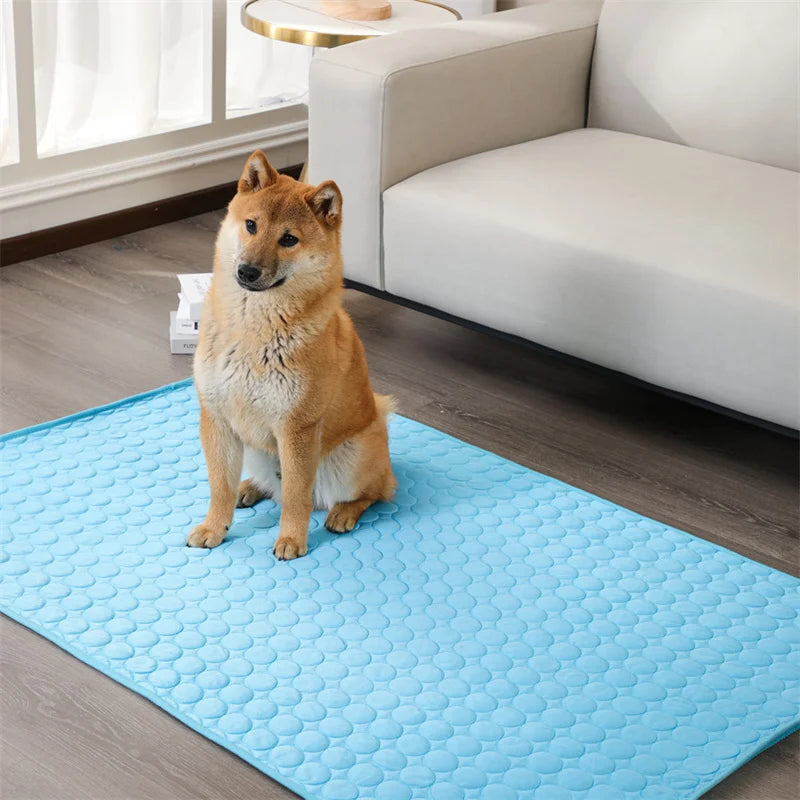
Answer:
[0,210,797,799]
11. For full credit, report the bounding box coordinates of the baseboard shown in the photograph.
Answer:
[344,279,800,439]
[0,164,302,267]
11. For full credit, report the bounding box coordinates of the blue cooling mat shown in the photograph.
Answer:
[1,380,798,800]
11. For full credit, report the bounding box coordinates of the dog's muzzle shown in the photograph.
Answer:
[236,263,286,292]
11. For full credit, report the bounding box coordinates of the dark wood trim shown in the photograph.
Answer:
[344,278,800,439]
[0,164,303,267]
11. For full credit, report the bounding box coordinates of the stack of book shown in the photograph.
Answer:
[169,273,212,354]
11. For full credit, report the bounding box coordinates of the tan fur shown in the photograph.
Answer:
[187,151,396,559]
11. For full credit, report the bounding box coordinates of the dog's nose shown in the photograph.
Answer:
[237,263,261,284]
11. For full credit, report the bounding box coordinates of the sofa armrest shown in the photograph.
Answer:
[308,1,602,287]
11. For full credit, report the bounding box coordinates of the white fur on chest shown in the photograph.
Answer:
[196,339,304,443]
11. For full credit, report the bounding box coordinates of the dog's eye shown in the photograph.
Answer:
[245,219,257,235]
[278,232,299,248]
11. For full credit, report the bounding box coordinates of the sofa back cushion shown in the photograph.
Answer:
[588,0,799,170]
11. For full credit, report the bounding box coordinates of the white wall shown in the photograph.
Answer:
[0,114,309,238]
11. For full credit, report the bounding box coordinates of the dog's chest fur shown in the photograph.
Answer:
[195,306,309,446]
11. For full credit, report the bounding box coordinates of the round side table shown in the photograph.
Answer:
[242,0,461,48]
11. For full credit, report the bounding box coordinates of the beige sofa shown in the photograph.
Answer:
[308,0,799,429]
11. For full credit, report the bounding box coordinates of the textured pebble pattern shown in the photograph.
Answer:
[1,380,799,800]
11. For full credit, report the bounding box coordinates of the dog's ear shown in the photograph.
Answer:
[305,181,342,228]
[238,150,278,193]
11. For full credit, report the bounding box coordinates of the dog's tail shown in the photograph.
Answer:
[374,393,397,418]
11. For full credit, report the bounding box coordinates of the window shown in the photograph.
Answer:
[2,0,310,166]
[226,0,310,119]
[0,0,18,166]
[31,0,213,158]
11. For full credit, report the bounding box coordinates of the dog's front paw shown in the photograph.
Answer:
[186,523,227,549]
[273,536,307,561]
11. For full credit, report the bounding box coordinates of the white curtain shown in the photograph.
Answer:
[226,0,311,116]
[23,0,309,159]
[0,0,18,165]
[31,0,211,156]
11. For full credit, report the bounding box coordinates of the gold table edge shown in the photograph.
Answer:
[241,0,462,47]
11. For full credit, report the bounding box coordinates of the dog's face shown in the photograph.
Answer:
[216,150,342,293]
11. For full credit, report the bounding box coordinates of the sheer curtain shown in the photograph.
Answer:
[226,0,311,117]
[31,0,212,157]
[0,0,18,165]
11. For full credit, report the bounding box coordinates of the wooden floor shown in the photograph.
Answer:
[0,211,797,799]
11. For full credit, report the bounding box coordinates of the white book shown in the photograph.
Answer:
[176,293,191,319]
[174,317,200,334]
[177,273,213,318]
[169,312,199,354]
[175,295,200,331]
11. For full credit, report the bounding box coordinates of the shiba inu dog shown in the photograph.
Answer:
[187,151,396,560]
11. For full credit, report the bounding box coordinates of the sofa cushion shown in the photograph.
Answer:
[382,128,799,428]
[588,0,799,171]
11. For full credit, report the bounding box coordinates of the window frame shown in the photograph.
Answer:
[1,0,308,188]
